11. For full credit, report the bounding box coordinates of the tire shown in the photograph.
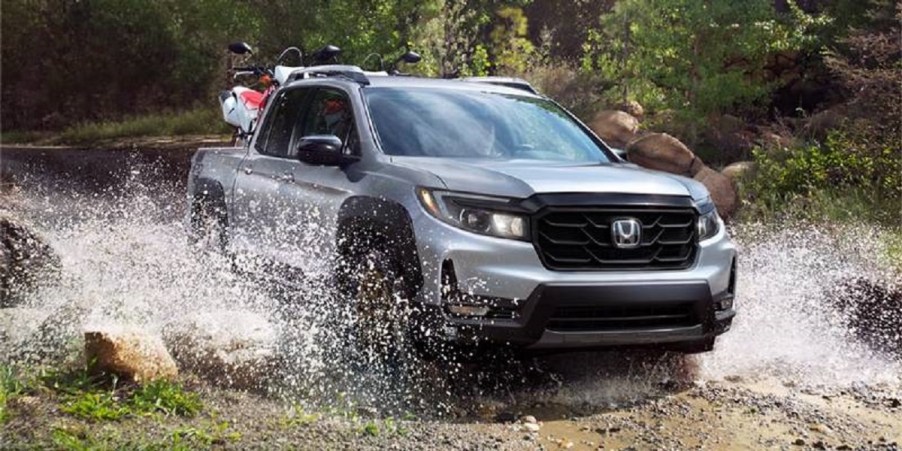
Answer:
[339,242,413,363]
[188,196,229,254]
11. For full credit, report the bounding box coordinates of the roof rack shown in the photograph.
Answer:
[461,76,538,94]
[285,65,370,85]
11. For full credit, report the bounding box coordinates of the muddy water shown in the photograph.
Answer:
[1,146,899,422]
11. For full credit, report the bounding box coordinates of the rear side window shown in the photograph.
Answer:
[255,89,307,157]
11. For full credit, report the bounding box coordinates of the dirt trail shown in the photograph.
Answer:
[534,376,901,449]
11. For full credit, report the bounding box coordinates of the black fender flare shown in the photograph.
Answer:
[189,177,229,224]
[336,196,423,297]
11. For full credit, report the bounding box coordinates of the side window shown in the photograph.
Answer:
[296,88,358,155]
[255,89,307,157]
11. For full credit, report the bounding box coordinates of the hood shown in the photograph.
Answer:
[390,157,710,201]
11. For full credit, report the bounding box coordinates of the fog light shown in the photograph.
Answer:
[447,305,491,317]
[442,325,458,338]
[717,297,734,310]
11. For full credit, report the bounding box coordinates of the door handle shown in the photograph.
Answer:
[243,166,253,175]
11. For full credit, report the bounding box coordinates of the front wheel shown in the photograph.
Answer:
[339,245,414,363]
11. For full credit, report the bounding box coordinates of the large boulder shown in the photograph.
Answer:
[84,327,178,383]
[625,133,740,218]
[694,166,740,220]
[588,110,640,149]
[626,133,702,176]
[0,216,61,307]
[616,100,645,119]
[163,310,277,390]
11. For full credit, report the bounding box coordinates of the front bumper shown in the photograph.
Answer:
[410,198,737,350]
[443,281,735,349]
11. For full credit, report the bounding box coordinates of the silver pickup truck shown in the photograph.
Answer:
[187,68,737,357]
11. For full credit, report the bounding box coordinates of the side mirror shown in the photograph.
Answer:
[397,50,422,64]
[311,45,342,64]
[389,50,422,75]
[296,135,355,166]
[228,42,253,55]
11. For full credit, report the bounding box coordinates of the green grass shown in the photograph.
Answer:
[3,363,203,423]
[741,186,902,275]
[279,403,320,429]
[52,108,230,145]
[741,186,901,227]
[58,380,202,422]
[171,419,242,447]
[1,363,233,450]
[358,416,408,438]
[50,421,241,451]
[1,365,27,424]
[0,130,50,144]
[1,108,231,146]
[130,380,203,417]
[60,391,131,421]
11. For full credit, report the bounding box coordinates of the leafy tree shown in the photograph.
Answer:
[408,0,531,77]
[489,6,535,74]
[582,0,829,129]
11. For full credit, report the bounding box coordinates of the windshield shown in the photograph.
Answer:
[364,87,612,162]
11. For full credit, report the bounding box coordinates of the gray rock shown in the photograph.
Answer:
[0,216,61,307]
[163,310,278,389]
[84,326,179,382]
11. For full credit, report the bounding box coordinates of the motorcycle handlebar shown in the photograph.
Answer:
[231,66,263,73]
[232,71,256,79]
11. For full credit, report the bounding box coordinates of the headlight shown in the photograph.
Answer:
[697,208,721,241]
[417,188,529,240]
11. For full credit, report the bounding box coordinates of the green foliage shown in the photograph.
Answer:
[2,0,540,132]
[0,130,50,144]
[490,6,536,74]
[741,1,902,229]
[1,0,256,131]
[279,403,321,428]
[49,422,239,451]
[407,0,532,77]
[171,420,242,447]
[0,365,26,424]
[59,379,202,422]
[358,416,408,437]
[52,109,228,145]
[61,392,131,421]
[130,380,203,418]
[582,0,830,123]
[746,130,901,225]
[363,421,380,436]
[30,364,203,422]
[51,427,98,451]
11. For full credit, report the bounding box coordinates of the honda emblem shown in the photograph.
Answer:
[612,218,642,249]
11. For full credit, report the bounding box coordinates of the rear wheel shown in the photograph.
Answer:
[188,196,228,254]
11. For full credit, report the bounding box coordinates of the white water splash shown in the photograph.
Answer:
[700,222,901,386]
[3,162,900,415]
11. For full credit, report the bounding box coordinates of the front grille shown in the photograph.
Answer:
[533,207,698,271]
[547,303,696,332]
